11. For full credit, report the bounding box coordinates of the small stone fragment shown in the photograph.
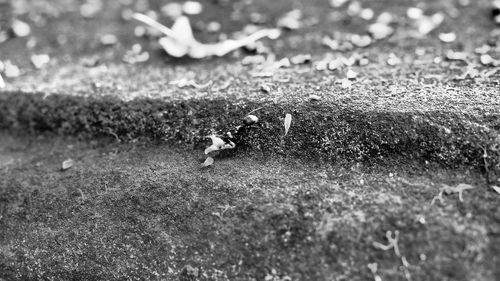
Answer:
[407,7,424,19]
[329,0,349,8]
[328,58,343,70]
[309,94,321,101]
[277,9,302,30]
[62,159,74,171]
[11,19,31,37]
[260,84,271,93]
[100,34,118,45]
[439,32,456,43]
[181,265,199,278]
[446,50,468,61]
[161,2,183,18]
[480,54,499,66]
[3,61,20,78]
[386,53,401,65]
[207,21,221,33]
[182,1,203,15]
[474,44,491,54]
[360,8,374,20]
[80,1,102,18]
[290,54,311,65]
[346,68,358,79]
[243,115,259,125]
[368,23,394,40]
[351,34,372,48]
[31,54,50,69]
[201,157,214,167]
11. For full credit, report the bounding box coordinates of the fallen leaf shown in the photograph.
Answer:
[61,159,74,171]
[284,114,292,136]
[133,13,280,59]
[201,157,214,167]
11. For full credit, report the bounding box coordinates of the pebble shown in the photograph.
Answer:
[61,159,74,171]
[351,34,372,47]
[387,53,401,65]
[3,61,20,78]
[161,2,183,18]
[207,21,221,33]
[11,19,31,37]
[31,54,50,69]
[360,8,374,20]
[182,1,203,15]
[446,50,468,61]
[99,34,118,46]
[277,9,302,30]
[329,0,349,8]
[438,32,456,43]
[368,23,393,40]
[309,94,321,101]
[290,54,311,65]
[243,115,259,125]
[346,68,358,79]
[328,58,343,70]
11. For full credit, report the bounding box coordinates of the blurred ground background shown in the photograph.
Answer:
[1,0,500,280]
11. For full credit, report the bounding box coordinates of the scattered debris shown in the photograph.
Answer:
[346,68,358,79]
[243,115,259,125]
[204,135,235,154]
[445,50,468,61]
[11,19,30,37]
[133,13,280,59]
[31,54,50,69]
[3,61,20,78]
[201,156,214,167]
[99,34,118,46]
[241,55,266,65]
[161,2,183,18]
[367,263,382,281]
[368,22,394,40]
[329,0,349,8]
[439,32,456,43]
[260,84,272,93]
[61,159,74,171]
[122,44,149,64]
[309,94,321,101]
[169,78,213,89]
[0,73,4,89]
[182,1,203,15]
[387,53,402,66]
[408,7,444,35]
[290,54,311,65]
[277,9,302,30]
[431,183,475,205]
[373,230,401,256]
[284,113,292,136]
[351,34,372,48]
[340,78,353,88]
[480,54,500,66]
[80,0,102,19]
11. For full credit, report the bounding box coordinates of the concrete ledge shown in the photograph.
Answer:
[1,91,499,172]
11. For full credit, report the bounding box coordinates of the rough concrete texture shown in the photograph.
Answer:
[1,132,499,280]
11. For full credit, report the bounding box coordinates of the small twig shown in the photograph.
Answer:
[373,230,400,257]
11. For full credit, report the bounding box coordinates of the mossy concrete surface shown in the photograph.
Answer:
[1,132,499,280]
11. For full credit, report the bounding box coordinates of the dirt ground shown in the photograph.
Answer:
[1,0,500,280]
[1,132,499,280]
